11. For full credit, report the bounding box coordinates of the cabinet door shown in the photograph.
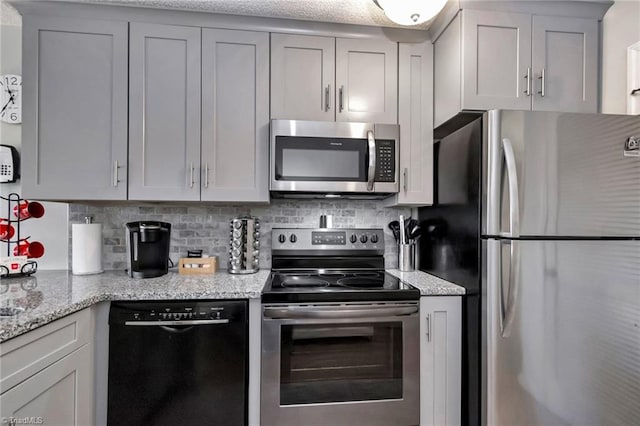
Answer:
[129,23,201,201]
[201,29,269,202]
[434,13,462,128]
[531,16,598,113]
[462,10,532,111]
[336,38,398,124]
[21,16,128,200]
[0,344,93,426]
[270,34,335,121]
[420,297,462,426]
[394,42,434,206]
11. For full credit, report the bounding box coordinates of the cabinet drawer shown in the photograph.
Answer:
[0,309,91,393]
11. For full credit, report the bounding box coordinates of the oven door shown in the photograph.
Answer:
[261,302,420,426]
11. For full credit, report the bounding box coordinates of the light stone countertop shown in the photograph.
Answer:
[387,269,466,296]
[1,268,465,343]
[0,269,270,343]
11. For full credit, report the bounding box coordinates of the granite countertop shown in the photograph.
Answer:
[0,269,270,343]
[1,268,464,343]
[387,269,466,296]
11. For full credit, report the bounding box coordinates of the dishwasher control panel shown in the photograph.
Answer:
[109,300,246,324]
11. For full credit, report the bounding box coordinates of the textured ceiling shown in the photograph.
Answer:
[67,0,433,29]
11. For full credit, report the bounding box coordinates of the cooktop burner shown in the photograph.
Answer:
[263,270,419,302]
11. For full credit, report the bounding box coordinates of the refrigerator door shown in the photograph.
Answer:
[484,110,640,237]
[483,238,640,426]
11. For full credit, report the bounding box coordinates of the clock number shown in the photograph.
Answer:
[6,76,17,85]
[10,113,17,121]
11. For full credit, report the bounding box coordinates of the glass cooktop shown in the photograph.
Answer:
[262,270,420,303]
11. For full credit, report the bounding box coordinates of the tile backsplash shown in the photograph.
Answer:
[69,200,411,271]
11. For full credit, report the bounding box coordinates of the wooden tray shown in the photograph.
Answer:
[178,257,218,275]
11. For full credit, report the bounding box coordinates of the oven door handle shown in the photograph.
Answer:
[367,130,376,192]
[263,305,418,320]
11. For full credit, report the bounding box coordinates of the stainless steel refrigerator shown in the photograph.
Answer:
[419,110,640,426]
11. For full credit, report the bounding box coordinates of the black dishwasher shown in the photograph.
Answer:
[107,300,248,426]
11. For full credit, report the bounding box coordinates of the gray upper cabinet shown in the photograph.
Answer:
[385,42,433,207]
[128,23,201,201]
[201,29,269,202]
[271,34,398,123]
[336,38,398,124]
[270,34,335,121]
[531,16,598,113]
[462,10,532,112]
[21,16,128,200]
[434,9,600,127]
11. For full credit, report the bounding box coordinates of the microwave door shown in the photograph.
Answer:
[269,120,399,195]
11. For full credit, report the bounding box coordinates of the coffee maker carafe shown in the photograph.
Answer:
[125,221,171,278]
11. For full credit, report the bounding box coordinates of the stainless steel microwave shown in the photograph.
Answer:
[270,120,399,198]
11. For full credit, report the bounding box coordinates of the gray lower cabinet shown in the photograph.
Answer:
[420,296,462,426]
[201,29,270,202]
[21,16,128,200]
[434,9,601,127]
[128,22,202,201]
[0,309,94,426]
[385,41,434,207]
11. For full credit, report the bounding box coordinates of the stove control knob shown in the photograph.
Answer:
[278,234,286,244]
[370,234,379,243]
[290,234,297,243]
[350,234,357,244]
[360,235,368,243]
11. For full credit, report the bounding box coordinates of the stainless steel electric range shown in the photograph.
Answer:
[261,228,420,426]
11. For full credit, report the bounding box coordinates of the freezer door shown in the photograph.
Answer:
[483,239,640,426]
[484,110,640,237]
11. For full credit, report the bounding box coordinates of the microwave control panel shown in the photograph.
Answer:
[375,140,395,182]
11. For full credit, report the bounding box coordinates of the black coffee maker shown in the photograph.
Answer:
[125,221,171,278]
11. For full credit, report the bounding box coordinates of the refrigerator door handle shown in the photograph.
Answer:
[500,239,520,338]
[502,138,520,238]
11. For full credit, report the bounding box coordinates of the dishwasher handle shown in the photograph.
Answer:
[124,319,230,326]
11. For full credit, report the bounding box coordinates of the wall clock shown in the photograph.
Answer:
[0,74,22,124]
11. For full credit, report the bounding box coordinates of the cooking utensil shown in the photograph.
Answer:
[399,215,406,245]
[388,221,400,242]
[409,225,422,240]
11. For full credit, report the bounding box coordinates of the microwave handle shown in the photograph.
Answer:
[367,130,376,192]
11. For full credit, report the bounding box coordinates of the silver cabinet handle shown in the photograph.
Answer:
[524,67,531,96]
[537,68,545,97]
[124,319,229,326]
[189,162,194,188]
[502,138,520,238]
[264,304,418,320]
[113,160,121,187]
[426,313,431,342]
[324,84,331,111]
[367,130,376,192]
[204,162,209,188]
[403,167,408,193]
[338,85,344,112]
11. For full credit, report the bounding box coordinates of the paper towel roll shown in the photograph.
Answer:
[72,223,103,275]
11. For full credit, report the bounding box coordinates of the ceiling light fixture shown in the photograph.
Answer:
[374,0,448,26]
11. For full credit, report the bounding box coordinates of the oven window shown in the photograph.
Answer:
[274,136,367,181]
[279,322,403,405]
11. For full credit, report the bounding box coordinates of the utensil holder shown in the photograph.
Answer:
[398,242,415,272]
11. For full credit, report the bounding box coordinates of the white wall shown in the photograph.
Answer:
[1,22,70,269]
[601,0,640,114]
